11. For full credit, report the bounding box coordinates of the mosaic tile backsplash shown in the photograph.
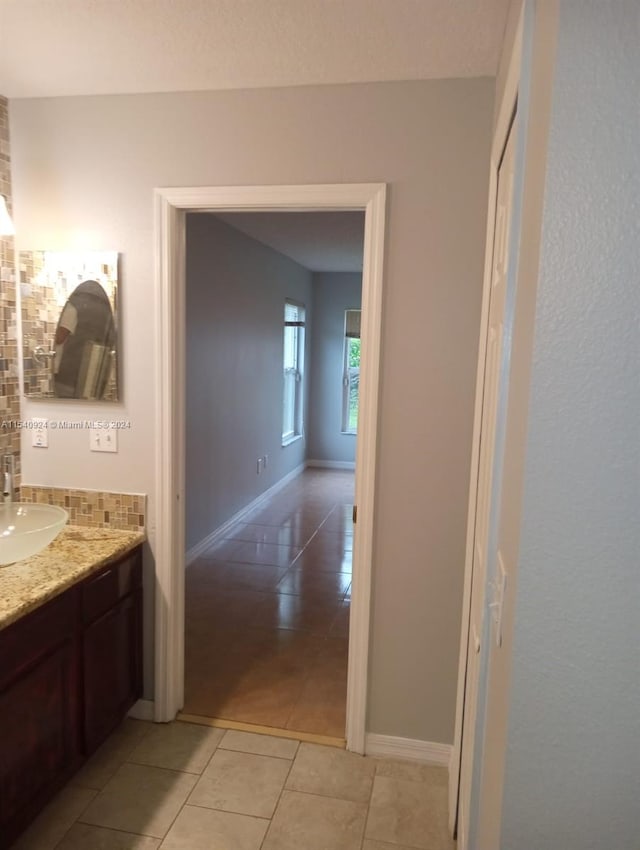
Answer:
[20,486,146,531]
[19,250,55,397]
[0,95,21,489]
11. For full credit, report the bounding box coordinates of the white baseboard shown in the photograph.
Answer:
[185,462,306,566]
[128,699,155,721]
[306,459,356,470]
[365,733,452,767]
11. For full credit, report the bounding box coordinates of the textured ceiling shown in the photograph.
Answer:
[0,0,510,98]
[213,211,365,273]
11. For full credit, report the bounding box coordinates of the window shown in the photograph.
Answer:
[282,300,305,444]
[342,309,361,433]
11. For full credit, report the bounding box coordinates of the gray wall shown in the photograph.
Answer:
[186,214,312,551]
[11,77,493,743]
[491,2,640,846]
[308,272,362,465]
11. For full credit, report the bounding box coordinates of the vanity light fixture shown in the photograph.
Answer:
[0,195,15,236]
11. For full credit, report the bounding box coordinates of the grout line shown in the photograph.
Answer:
[152,787,192,843]
[258,737,298,850]
[55,820,164,845]
[265,785,374,805]
[185,801,273,821]
[218,749,297,762]
[124,756,206,775]
[359,753,380,849]
[49,787,99,850]
[119,759,205,779]
[150,729,226,842]
[70,726,153,794]
[196,727,226,776]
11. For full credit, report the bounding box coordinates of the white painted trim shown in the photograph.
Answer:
[347,182,386,755]
[154,182,386,757]
[281,434,303,448]
[154,193,186,723]
[449,6,524,839]
[185,463,306,566]
[365,734,451,767]
[128,699,155,722]
[306,459,356,471]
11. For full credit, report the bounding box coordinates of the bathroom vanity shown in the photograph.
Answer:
[0,527,145,848]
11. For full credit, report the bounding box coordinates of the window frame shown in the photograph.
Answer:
[341,308,361,435]
[282,299,306,446]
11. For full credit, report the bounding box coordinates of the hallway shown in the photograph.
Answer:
[183,469,354,738]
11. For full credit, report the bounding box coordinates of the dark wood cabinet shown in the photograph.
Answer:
[0,640,79,837]
[0,545,142,849]
[82,556,142,752]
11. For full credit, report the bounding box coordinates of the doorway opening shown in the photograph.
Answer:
[153,183,386,753]
[181,210,364,742]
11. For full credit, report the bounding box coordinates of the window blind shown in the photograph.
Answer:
[345,309,361,339]
[285,301,305,327]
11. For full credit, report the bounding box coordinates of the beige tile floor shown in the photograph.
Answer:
[184,469,355,737]
[14,719,455,850]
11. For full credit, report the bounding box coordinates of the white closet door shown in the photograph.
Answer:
[457,113,517,850]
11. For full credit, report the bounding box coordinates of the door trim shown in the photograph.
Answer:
[153,182,387,754]
[449,7,523,837]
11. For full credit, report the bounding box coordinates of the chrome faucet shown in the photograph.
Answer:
[3,454,15,506]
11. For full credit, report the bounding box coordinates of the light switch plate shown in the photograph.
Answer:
[31,418,48,448]
[90,427,118,453]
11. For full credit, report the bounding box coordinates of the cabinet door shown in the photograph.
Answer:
[83,591,141,753]
[0,641,78,837]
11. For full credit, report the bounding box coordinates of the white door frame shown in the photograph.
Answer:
[449,8,523,836]
[153,182,387,753]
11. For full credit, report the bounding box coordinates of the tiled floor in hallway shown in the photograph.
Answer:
[184,469,355,737]
[14,719,455,850]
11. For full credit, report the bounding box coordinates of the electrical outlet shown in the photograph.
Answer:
[31,418,48,448]
[257,457,262,475]
[90,427,118,453]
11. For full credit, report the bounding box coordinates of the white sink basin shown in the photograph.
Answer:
[0,503,68,565]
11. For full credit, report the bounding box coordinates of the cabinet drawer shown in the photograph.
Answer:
[0,593,76,691]
[81,549,142,625]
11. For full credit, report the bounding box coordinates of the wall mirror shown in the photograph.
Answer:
[20,251,120,401]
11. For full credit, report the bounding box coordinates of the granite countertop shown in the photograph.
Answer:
[0,525,146,631]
